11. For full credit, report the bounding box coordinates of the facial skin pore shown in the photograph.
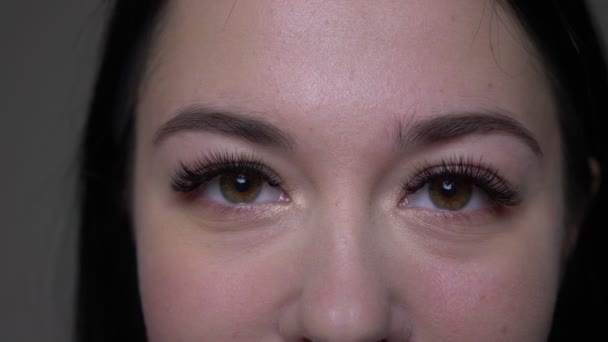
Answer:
[133,0,566,340]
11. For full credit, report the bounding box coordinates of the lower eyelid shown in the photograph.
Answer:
[189,198,293,229]
[397,205,506,234]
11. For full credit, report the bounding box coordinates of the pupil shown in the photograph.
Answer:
[441,180,456,197]
[234,174,250,192]
[427,177,473,211]
[219,171,263,204]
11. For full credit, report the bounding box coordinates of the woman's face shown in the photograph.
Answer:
[133,0,568,340]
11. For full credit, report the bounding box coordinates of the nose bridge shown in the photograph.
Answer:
[296,192,392,341]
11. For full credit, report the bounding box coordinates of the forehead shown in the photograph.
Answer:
[139,0,555,144]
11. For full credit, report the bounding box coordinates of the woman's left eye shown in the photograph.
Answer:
[403,177,487,211]
[202,171,286,204]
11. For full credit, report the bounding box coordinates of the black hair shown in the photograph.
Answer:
[502,3,608,340]
[77,1,166,341]
[77,1,607,340]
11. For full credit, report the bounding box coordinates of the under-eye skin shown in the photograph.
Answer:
[171,151,289,205]
[401,156,521,213]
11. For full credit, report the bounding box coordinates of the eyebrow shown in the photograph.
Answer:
[395,111,543,157]
[154,106,542,157]
[153,106,295,149]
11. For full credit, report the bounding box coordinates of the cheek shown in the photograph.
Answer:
[415,259,556,340]
[394,231,562,341]
[135,225,297,341]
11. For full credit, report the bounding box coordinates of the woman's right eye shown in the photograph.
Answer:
[201,171,287,205]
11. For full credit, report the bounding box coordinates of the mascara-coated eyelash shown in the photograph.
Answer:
[171,151,284,194]
[402,157,520,206]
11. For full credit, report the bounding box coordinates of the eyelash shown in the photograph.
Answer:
[401,156,520,206]
[171,151,284,194]
[172,154,519,208]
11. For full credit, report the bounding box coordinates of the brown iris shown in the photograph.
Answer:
[428,177,473,210]
[219,172,263,203]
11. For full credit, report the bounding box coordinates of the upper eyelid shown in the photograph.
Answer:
[212,163,284,186]
[171,159,284,193]
[403,160,507,185]
[407,166,502,187]
[172,152,518,202]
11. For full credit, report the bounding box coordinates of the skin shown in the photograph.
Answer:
[132,0,570,340]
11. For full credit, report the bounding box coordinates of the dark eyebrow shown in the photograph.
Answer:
[395,111,543,157]
[153,106,295,149]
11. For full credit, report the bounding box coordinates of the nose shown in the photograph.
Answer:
[298,253,390,342]
[282,203,408,341]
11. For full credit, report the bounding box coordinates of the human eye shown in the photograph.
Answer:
[400,157,520,212]
[171,151,289,206]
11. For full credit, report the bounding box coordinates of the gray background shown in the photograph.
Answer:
[1,1,607,341]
